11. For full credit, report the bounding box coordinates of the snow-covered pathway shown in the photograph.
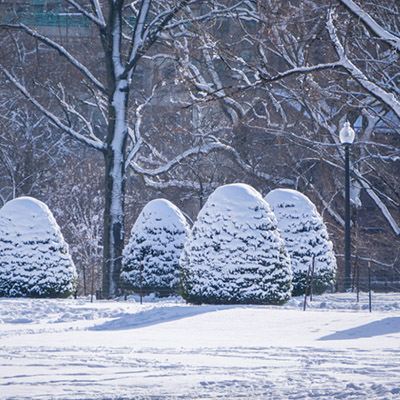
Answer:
[0,293,399,399]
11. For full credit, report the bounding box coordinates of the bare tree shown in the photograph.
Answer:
[1,0,398,294]
[179,0,400,280]
[0,0,252,297]
[0,98,70,206]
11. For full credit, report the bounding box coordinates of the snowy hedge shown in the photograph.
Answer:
[264,189,337,296]
[0,197,77,298]
[180,183,292,305]
[121,199,190,297]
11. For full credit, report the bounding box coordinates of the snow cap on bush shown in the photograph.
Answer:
[0,197,77,298]
[264,188,337,296]
[180,183,292,305]
[121,198,190,296]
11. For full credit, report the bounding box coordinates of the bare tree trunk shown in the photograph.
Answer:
[102,79,129,298]
[103,147,126,298]
[100,2,129,298]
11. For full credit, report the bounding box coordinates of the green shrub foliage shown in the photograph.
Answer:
[180,184,292,305]
[265,189,337,296]
[0,197,77,298]
[121,199,190,296]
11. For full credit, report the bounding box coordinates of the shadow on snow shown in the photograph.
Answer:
[318,317,400,341]
[89,304,240,331]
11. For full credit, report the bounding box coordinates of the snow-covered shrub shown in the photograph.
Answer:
[264,188,337,296]
[180,183,292,305]
[121,199,190,297]
[0,197,77,298]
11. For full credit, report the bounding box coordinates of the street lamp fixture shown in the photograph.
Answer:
[339,121,355,290]
[340,121,355,145]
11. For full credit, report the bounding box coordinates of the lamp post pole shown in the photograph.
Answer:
[344,144,351,290]
[339,121,355,291]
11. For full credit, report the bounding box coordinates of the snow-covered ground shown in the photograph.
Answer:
[0,292,399,399]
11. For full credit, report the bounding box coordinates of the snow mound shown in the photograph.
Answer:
[180,183,292,305]
[207,182,265,205]
[265,188,337,296]
[0,197,77,298]
[136,198,188,225]
[0,298,125,325]
[1,196,59,235]
[121,199,190,297]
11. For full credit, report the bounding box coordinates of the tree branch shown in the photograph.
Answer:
[122,0,190,78]
[327,10,400,121]
[129,140,294,185]
[1,24,107,94]
[66,0,106,29]
[0,66,105,152]
[339,0,400,53]
[89,0,106,27]
[352,168,400,236]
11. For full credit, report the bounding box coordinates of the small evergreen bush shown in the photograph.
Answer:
[180,183,292,305]
[121,199,190,296]
[0,197,77,298]
[265,188,337,296]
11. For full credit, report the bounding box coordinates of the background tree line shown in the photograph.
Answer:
[0,0,399,296]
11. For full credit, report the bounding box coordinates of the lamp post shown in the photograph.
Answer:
[339,121,355,290]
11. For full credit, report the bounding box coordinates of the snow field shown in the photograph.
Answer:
[0,292,399,399]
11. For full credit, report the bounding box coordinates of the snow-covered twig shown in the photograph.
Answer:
[339,0,400,52]
[130,139,294,186]
[352,168,400,236]
[0,66,105,152]
[89,0,106,27]
[327,10,400,121]
[123,0,190,78]
[66,0,106,28]
[1,24,106,94]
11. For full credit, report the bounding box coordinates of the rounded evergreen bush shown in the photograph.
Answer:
[265,188,337,296]
[121,199,190,297]
[180,183,292,305]
[0,197,77,298]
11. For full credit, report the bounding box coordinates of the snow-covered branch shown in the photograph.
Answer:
[125,85,159,169]
[123,0,190,78]
[352,168,400,236]
[314,186,345,228]
[258,62,342,85]
[1,24,106,94]
[130,142,233,176]
[51,85,99,144]
[164,2,248,31]
[66,0,106,29]
[339,0,400,53]
[327,10,400,121]
[143,177,216,192]
[0,66,105,152]
[202,48,244,124]
[129,139,294,186]
[89,0,106,27]
[127,0,152,71]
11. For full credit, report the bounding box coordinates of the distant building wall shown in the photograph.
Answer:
[0,1,89,36]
